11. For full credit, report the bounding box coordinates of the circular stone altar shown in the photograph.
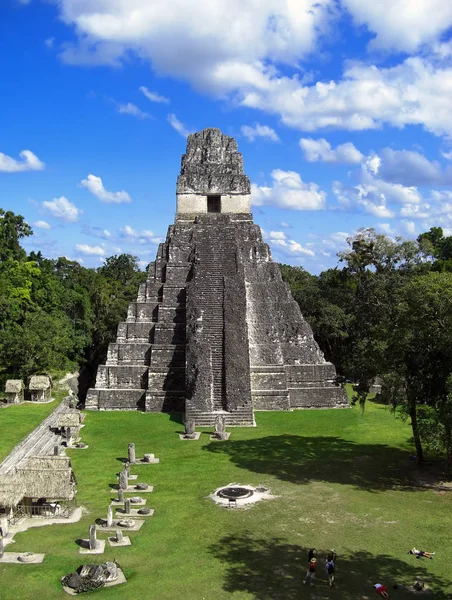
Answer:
[216,486,254,500]
[210,484,273,508]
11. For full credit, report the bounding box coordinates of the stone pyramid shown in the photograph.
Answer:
[86,128,348,424]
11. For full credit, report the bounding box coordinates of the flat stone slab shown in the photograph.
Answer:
[108,535,131,547]
[96,520,145,533]
[132,457,160,464]
[210,432,231,441]
[179,432,201,440]
[0,552,45,564]
[116,473,138,481]
[68,445,89,450]
[111,485,154,493]
[110,498,146,507]
[62,568,126,595]
[115,508,154,518]
[79,540,106,554]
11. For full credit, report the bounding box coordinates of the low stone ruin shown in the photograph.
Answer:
[212,415,230,441]
[61,561,124,594]
[180,417,200,440]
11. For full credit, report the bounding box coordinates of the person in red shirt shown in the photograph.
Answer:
[303,557,317,586]
[374,583,389,598]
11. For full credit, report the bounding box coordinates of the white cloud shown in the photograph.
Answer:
[299,137,364,164]
[342,0,452,53]
[120,225,163,245]
[117,102,150,119]
[45,37,55,48]
[241,57,452,138]
[167,113,192,138]
[75,243,105,256]
[49,2,452,138]
[252,169,326,211]
[42,197,81,222]
[401,220,416,235]
[266,230,315,257]
[0,150,45,173]
[377,223,396,236]
[377,148,448,186]
[55,1,336,79]
[269,230,287,240]
[241,124,279,142]
[80,174,132,204]
[103,229,111,238]
[139,85,169,104]
[33,220,51,230]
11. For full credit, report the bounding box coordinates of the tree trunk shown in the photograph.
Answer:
[444,422,452,478]
[408,394,424,463]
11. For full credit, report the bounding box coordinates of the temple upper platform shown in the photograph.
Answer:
[176,128,251,217]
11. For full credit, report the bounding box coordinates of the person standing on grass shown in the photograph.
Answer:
[325,556,335,586]
[303,557,317,586]
[374,583,390,598]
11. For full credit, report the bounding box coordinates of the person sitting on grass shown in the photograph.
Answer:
[374,583,390,598]
[303,557,317,586]
[408,548,435,559]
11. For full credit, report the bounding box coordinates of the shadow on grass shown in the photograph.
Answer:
[204,435,421,492]
[210,533,450,600]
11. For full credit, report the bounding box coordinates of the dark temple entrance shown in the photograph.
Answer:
[207,195,221,213]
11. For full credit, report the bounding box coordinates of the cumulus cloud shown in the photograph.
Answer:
[42,197,81,222]
[0,150,45,173]
[266,230,315,257]
[167,113,192,138]
[241,124,280,142]
[341,0,452,53]
[48,2,452,138]
[117,102,151,119]
[377,148,452,187]
[120,225,163,245]
[80,174,132,204]
[75,243,105,256]
[299,137,364,164]
[139,86,169,103]
[33,220,51,230]
[252,169,326,211]
[55,1,335,77]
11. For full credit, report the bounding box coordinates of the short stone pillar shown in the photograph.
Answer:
[124,499,131,514]
[116,529,124,544]
[0,537,4,558]
[0,517,9,537]
[119,470,128,490]
[184,418,196,439]
[107,506,113,528]
[118,489,124,503]
[89,525,98,550]
[128,443,136,464]
[124,462,130,478]
[66,427,73,447]
[54,444,61,456]
[214,415,227,440]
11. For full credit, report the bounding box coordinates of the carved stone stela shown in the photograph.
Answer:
[86,128,348,424]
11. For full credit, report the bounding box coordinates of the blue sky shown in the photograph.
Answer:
[2,0,452,273]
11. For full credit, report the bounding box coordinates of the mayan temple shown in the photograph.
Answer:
[86,128,348,424]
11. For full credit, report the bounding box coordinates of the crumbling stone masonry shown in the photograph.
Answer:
[86,128,348,424]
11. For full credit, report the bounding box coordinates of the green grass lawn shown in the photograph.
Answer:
[1,400,451,600]
[0,394,63,463]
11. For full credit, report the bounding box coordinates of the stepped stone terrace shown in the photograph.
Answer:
[86,128,348,425]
